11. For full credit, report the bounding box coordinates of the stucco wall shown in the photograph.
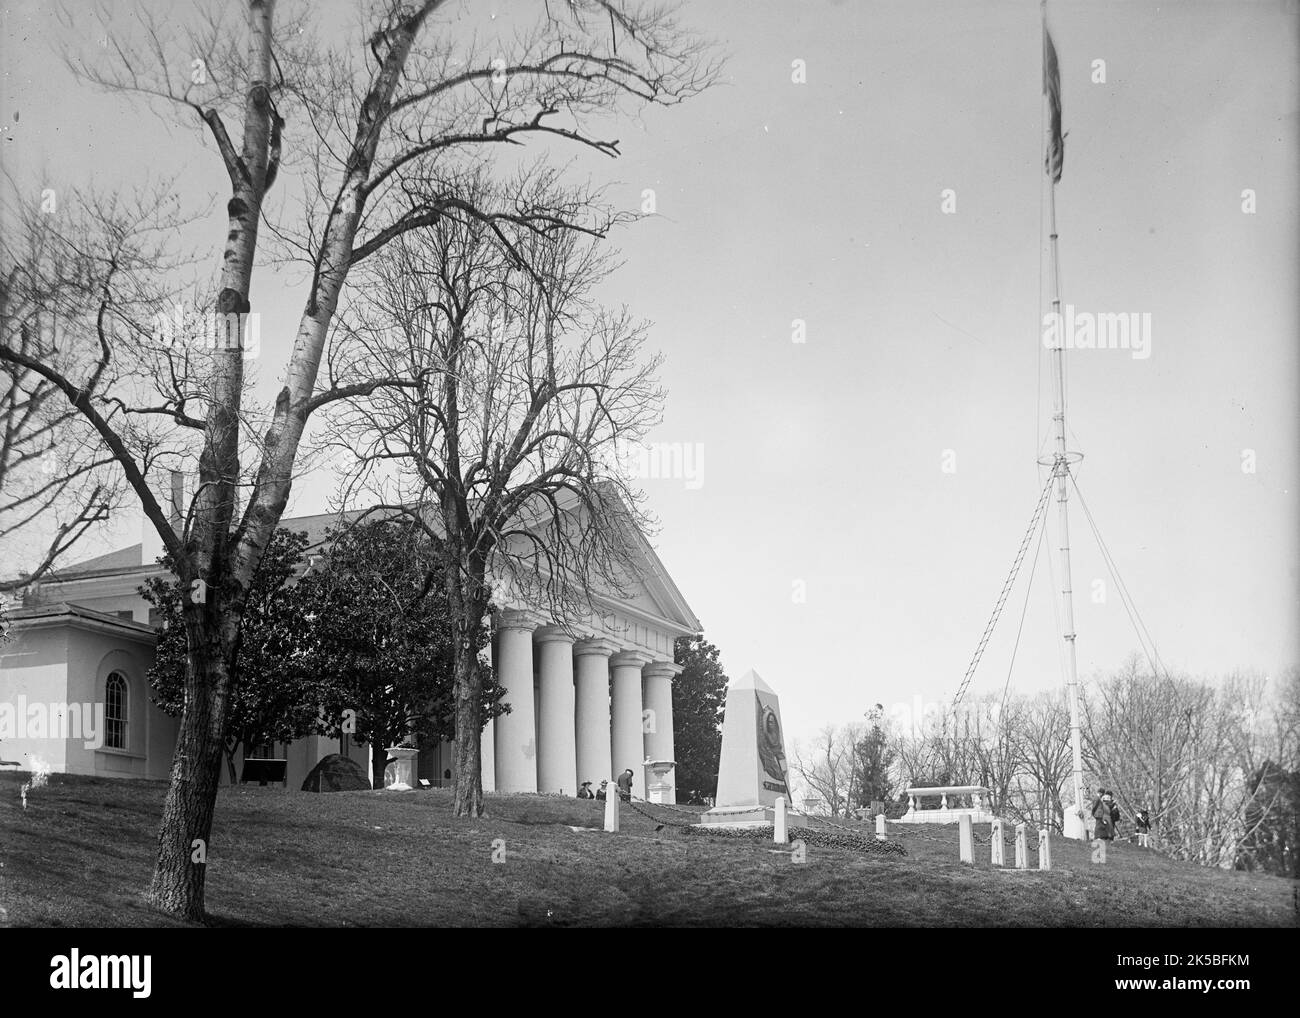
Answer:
[0,624,71,773]
[0,619,178,781]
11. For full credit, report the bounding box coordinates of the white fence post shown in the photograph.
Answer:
[1038,828,1052,870]
[603,782,619,833]
[991,818,1005,866]
[1015,823,1028,869]
[875,814,887,841]
[959,814,974,864]
[774,795,788,844]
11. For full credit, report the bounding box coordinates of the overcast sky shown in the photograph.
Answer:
[3,0,1297,747]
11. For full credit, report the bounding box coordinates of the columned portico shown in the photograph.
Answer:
[534,626,577,794]
[610,650,652,799]
[642,660,683,803]
[574,638,616,791]
[493,610,537,793]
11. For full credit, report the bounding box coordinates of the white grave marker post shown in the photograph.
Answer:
[774,796,788,844]
[991,819,1005,866]
[1039,828,1052,870]
[603,782,619,833]
[959,814,974,864]
[875,814,887,841]
[1015,823,1028,869]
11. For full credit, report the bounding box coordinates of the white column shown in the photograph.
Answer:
[641,660,682,804]
[480,715,496,793]
[610,650,651,800]
[574,638,615,792]
[535,626,577,795]
[493,610,537,793]
[480,646,495,793]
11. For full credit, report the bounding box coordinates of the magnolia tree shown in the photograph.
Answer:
[296,518,503,786]
[143,528,321,784]
[0,0,716,919]
[322,169,665,817]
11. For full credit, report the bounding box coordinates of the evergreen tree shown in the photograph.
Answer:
[672,635,728,804]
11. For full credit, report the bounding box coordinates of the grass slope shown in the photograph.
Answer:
[1,772,1294,927]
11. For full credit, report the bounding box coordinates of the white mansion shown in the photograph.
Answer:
[0,495,701,802]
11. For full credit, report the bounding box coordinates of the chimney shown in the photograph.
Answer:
[169,469,184,529]
[141,469,185,567]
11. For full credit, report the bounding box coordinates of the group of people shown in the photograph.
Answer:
[577,769,635,802]
[1091,788,1152,847]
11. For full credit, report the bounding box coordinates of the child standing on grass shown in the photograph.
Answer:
[1135,808,1151,848]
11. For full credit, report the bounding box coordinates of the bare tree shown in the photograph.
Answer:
[1,0,716,919]
[0,181,190,588]
[1079,656,1293,866]
[323,168,664,816]
[792,724,862,817]
[1082,655,1204,847]
[1007,690,1074,829]
[968,694,1019,813]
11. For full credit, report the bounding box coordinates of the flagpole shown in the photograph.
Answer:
[1041,1,1087,837]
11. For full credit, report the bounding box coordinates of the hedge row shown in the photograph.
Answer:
[682,823,907,857]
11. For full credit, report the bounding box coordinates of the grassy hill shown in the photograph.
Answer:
[1,771,1294,927]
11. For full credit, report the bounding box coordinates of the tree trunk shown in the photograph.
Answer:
[147,617,235,922]
[372,740,386,791]
[451,638,483,816]
[224,741,239,785]
[450,551,489,817]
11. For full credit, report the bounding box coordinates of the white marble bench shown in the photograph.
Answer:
[896,784,997,824]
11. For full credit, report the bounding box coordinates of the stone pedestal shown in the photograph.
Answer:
[1063,801,1088,840]
[646,760,676,804]
[384,747,419,791]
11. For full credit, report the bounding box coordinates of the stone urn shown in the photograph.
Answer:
[384,746,419,791]
[646,759,676,804]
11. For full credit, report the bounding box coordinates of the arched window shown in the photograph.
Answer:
[105,672,128,750]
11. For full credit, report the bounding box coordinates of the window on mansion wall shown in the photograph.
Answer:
[105,672,128,750]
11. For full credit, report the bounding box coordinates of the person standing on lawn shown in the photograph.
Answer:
[1092,789,1117,840]
[616,768,634,800]
[1135,808,1151,848]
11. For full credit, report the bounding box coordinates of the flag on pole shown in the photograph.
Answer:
[1043,22,1064,183]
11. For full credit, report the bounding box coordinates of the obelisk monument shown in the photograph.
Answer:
[698,669,807,828]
